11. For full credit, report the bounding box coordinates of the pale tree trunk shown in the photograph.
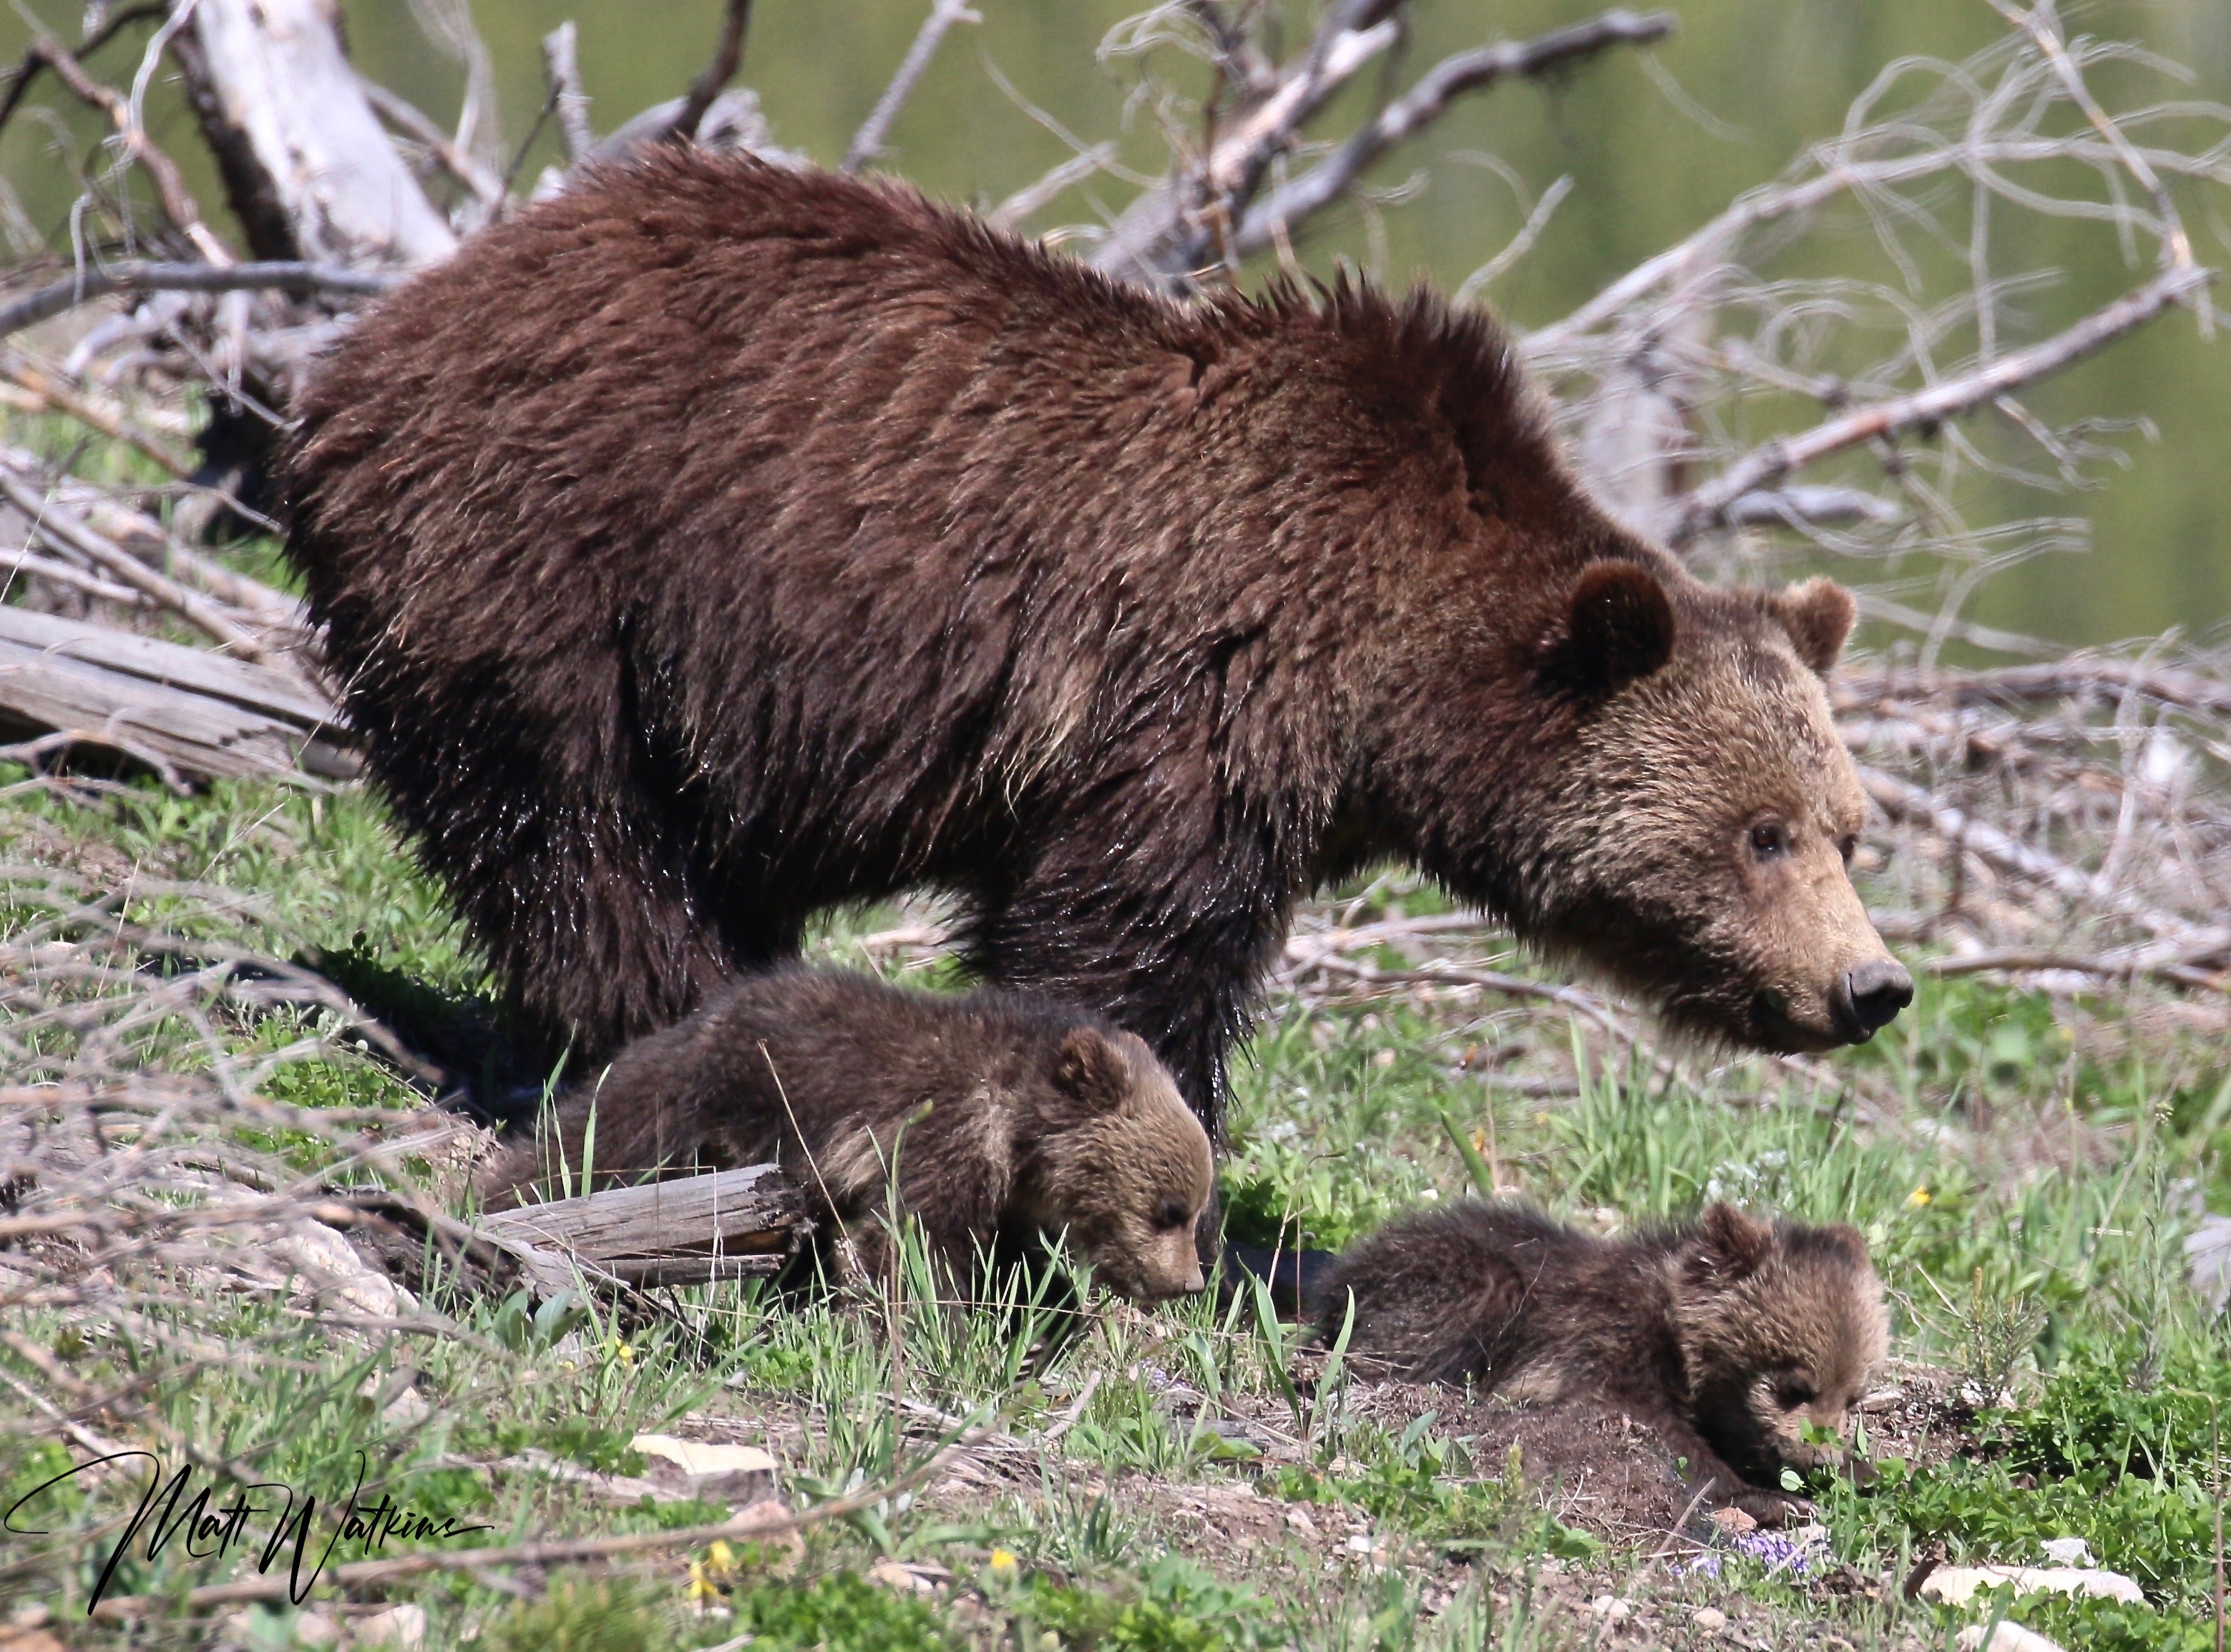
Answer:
[168,0,455,268]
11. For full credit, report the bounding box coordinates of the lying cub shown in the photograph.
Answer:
[1314,1201,1888,1523]
[480,967,1214,1301]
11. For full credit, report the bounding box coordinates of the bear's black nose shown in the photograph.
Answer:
[1839,957,1913,1037]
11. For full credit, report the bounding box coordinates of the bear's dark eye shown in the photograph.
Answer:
[1749,820,1789,860]
[1155,1198,1191,1231]
[1776,1376,1817,1409]
[1837,832,1859,866]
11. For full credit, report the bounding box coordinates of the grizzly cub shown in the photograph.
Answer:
[480,969,1214,1302]
[1314,1201,1888,1523]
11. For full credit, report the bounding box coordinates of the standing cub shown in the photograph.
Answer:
[480,969,1214,1301]
[1314,1201,1888,1523]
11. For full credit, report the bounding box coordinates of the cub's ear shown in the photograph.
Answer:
[1542,560,1675,697]
[1770,577,1856,675]
[1699,1203,1775,1279]
[1052,1027,1130,1111]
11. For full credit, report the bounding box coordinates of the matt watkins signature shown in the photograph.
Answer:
[6,1450,493,1612]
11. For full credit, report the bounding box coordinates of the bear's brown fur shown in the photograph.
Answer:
[285,152,1908,1134]
[479,967,1213,1301]
[1313,1201,1888,1525]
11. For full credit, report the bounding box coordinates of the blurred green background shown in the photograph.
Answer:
[2,0,2225,646]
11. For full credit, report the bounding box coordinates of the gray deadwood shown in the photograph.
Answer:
[0,606,353,783]
[167,0,457,268]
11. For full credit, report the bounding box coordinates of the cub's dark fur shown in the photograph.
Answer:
[1314,1201,1888,1523]
[285,152,1906,1136]
[480,969,1212,1301]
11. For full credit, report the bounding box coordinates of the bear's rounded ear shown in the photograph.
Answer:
[1699,1202,1774,1279]
[1052,1027,1129,1111]
[1543,560,1674,697]
[1770,577,1856,675]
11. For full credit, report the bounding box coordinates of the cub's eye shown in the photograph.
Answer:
[1155,1198,1191,1231]
[1776,1376,1817,1409]
[1749,821,1789,860]
[1837,833,1859,866]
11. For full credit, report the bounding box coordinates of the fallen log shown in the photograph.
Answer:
[318,1165,814,1302]
[0,606,353,783]
[479,1163,813,1288]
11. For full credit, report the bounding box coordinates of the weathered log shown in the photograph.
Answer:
[479,1163,813,1288]
[0,606,353,782]
[167,0,456,268]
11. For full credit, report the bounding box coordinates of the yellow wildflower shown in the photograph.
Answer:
[1908,1185,1932,1208]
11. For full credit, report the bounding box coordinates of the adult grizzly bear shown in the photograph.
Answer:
[285,151,1909,1135]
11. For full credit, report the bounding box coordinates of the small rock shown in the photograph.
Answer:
[1344,1533,1375,1555]
[1691,1606,1728,1634]
[0,1630,64,1652]
[867,1558,939,1595]
[354,1603,428,1651]
[1956,1625,2066,1652]
[1284,1507,1319,1537]
[293,1613,343,1647]
[7,1606,53,1630]
[356,1372,430,1429]
[2038,1537,2094,1568]
[268,1223,416,1319]
[630,1434,780,1503]
[1709,1505,1758,1536]
[1589,1594,1631,1621]
[726,1497,805,1572]
[1857,1386,1905,1412]
[1921,1565,2144,1607]
[2185,1213,2231,1314]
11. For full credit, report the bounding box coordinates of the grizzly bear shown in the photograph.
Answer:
[479,967,1213,1302]
[1313,1201,1889,1525]
[284,151,1910,1135]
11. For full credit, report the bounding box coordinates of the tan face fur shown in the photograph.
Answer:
[1530,568,1912,1052]
[1677,1206,1890,1473]
[1038,1028,1215,1301]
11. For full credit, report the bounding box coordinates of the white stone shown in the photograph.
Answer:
[1691,1606,1728,1634]
[1284,1507,1319,1536]
[1921,1565,2145,1607]
[1956,1624,2067,1652]
[866,1558,938,1595]
[1588,1595,1630,1621]
[628,1434,779,1503]
[354,1603,427,1651]
[2039,1537,2094,1568]
[268,1223,416,1318]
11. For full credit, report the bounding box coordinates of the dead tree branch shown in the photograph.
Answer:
[1095,6,1669,286]
[22,31,230,264]
[1667,265,2212,545]
[0,260,396,341]
[363,79,509,210]
[0,348,192,474]
[1090,6,1402,285]
[668,0,753,147]
[844,0,979,174]
[542,22,595,163]
[0,4,164,140]
[0,469,277,658]
[1229,9,1676,263]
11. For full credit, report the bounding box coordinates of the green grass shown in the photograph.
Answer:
[4,767,2227,1649]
